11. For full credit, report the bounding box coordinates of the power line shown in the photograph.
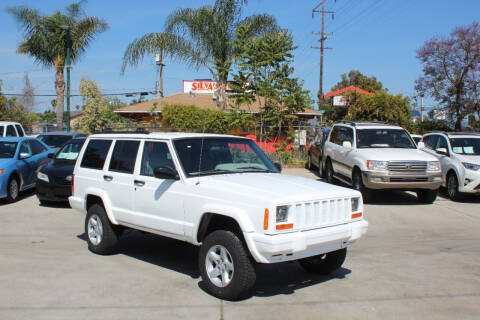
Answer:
[0,91,154,97]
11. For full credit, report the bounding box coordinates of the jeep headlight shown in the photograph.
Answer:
[37,171,49,183]
[276,205,290,223]
[351,197,361,212]
[366,160,388,171]
[427,161,441,172]
[462,162,480,171]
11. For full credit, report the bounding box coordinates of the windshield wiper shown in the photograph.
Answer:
[235,166,275,172]
[191,169,235,177]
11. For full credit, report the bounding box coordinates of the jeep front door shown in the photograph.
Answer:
[132,141,185,238]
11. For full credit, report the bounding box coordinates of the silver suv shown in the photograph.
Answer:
[421,131,480,200]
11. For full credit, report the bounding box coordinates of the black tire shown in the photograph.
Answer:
[325,159,335,184]
[307,153,312,170]
[85,204,122,255]
[352,169,372,203]
[6,176,20,203]
[299,248,347,275]
[416,189,438,204]
[318,157,325,178]
[199,230,256,300]
[446,172,463,201]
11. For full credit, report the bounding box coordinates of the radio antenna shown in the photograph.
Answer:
[196,114,207,185]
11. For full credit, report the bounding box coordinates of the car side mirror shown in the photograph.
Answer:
[417,142,425,149]
[274,162,282,173]
[342,141,352,149]
[436,148,449,156]
[19,152,32,160]
[48,153,55,159]
[153,166,179,180]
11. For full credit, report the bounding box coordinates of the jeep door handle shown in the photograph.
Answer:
[134,180,145,187]
[103,175,113,182]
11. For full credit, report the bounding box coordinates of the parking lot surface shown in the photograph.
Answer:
[1,168,479,320]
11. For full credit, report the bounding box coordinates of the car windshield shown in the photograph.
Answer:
[173,137,278,177]
[0,141,18,158]
[55,140,84,160]
[356,129,416,149]
[449,137,480,155]
[37,134,72,148]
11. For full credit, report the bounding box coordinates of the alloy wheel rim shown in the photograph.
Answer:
[205,245,234,288]
[10,180,18,199]
[87,214,103,246]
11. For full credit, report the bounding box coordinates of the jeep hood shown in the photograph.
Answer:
[196,173,360,203]
[356,148,438,161]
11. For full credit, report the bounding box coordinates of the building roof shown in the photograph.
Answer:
[322,85,374,99]
[115,93,320,116]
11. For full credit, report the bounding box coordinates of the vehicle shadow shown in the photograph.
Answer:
[437,188,480,203]
[39,200,71,208]
[0,188,36,206]
[77,230,200,279]
[77,230,346,299]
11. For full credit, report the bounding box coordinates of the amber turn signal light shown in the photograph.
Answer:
[276,223,293,230]
[264,209,269,230]
[351,212,362,219]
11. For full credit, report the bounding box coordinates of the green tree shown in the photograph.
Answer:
[0,96,31,128]
[231,27,312,141]
[76,78,130,134]
[416,22,480,131]
[345,91,412,128]
[330,70,384,93]
[7,1,108,129]
[161,0,278,109]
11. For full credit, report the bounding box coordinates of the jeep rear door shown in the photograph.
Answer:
[105,139,140,224]
[132,140,185,238]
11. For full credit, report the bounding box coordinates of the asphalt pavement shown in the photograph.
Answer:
[0,168,479,320]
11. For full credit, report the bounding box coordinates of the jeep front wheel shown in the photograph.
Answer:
[299,248,347,275]
[85,204,122,255]
[199,230,256,300]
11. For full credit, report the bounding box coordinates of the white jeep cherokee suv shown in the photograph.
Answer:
[322,122,442,203]
[69,132,368,300]
[421,131,480,201]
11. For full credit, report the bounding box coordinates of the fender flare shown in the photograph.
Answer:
[84,187,118,225]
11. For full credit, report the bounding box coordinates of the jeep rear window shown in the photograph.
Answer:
[109,140,140,174]
[80,139,112,170]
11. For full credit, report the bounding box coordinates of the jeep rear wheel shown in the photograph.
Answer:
[85,204,122,255]
[299,248,347,275]
[199,230,256,300]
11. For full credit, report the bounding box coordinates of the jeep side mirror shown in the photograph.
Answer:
[19,152,32,160]
[274,162,282,173]
[417,142,425,149]
[153,166,179,180]
[342,141,352,149]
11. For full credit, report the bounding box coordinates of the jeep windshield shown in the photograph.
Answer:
[356,129,416,149]
[173,137,278,177]
[0,141,17,158]
[449,137,480,155]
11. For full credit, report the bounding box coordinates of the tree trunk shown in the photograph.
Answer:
[55,68,65,130]
[455,113,463,131]
[215,79,228,109]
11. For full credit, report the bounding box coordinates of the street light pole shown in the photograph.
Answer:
[62,26,72,132]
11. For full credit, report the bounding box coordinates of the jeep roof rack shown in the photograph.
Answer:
[95,127,150,134]
[337,121,394,127]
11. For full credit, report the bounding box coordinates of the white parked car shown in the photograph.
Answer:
[420,131,480,200]
[322,122,442,203]
[0,121,26,137]
[69,132,368,300]
[410,134,422,145]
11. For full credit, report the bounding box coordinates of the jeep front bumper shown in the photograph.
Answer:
[362,171,442,190]
[243,219,368,264]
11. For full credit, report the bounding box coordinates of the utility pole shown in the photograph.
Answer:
[155,50,165,98]
[420,94,424,122]
[312,0,334,108]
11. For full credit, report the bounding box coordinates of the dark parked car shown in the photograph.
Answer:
[37,131,85,151]
[36,138,85,204]
[307,127,331,176]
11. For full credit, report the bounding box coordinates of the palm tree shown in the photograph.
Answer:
[7,1,108,128]
[122,0,277,109]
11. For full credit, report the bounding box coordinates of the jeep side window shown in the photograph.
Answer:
[109,140,140,174]
[81,139,112,170]
[15,125,24,137]
[338,127,353,145]
[329,126,339,145]
[6,125,17,137]
[140,141,175,176]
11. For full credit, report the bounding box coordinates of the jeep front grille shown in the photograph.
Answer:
[292,198,350,230]
[388,161,427,172]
